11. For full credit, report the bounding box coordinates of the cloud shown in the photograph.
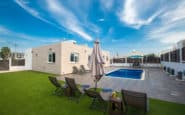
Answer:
[14,0,51,25]
[107,27,114,35]
[16,33,62,43]
[118,0,162,29]
[46,0,93,41]
[14,0,95,41]
[14,0,71,33]
[0,39,6,43]
[0,26,10,34]
[100,0,114,10]
[160,1,185,24]
[146,0,185,45]
[148,30,185,44]
[86,23,101,34]
[0,26,62,43]
[98,18,105,22]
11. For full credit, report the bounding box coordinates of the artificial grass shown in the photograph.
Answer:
[0,71,185,115]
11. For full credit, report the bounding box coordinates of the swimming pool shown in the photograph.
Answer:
[105,69,144,80]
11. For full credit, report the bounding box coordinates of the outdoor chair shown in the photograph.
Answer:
[48,76,66,96]
[84,89,108,113]
[72,66,84,74]
[121,89,149,114]
[65,77,83,102]
[72,66,79,74]
[79,65,90,73]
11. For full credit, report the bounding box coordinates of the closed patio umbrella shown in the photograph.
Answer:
[88,40,105,90]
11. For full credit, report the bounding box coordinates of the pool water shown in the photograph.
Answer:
[106,69,143,79]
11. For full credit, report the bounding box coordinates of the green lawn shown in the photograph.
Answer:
[0,71,185,115]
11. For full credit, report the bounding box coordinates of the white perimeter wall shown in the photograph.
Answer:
[111,63,161,68]
[24,48,32,70]
[9,49,32,71]
[161,61,185,75]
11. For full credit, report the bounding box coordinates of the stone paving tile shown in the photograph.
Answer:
[57,67,185,105]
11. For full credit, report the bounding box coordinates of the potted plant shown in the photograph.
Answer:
[171,69,175,75]
[164,66,166,71]
[167,67,170,74]
[177,71,182,80]
[183,70,185,80]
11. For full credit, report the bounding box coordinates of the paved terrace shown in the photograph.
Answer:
[57,67,185,105]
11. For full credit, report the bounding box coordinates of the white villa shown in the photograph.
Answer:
[32,40,110,75]
[5,39,185,80]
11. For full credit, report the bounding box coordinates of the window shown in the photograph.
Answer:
[160,54,164,61]
[170,49,180,62]
[70,53,79,62]
[106,56,109,61]
[164,53,169,61]
[182,47,185,62]
[88,55,91,62]
[48,52,55,63]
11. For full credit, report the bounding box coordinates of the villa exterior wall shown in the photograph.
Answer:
[32,43,62,75]
[32,41,110,75]
[60,41,110,74]
[60,41,91,74]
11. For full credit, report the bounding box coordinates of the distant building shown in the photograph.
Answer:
[32,40,110,75]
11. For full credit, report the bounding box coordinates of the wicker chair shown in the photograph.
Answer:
[84,89,107,113]
[65,77,83,102]
[121,89,148,114]
[48,76,65,96]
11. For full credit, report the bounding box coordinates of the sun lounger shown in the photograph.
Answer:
[48,76,66,96]
[84,89,107,113]
[65,77,83,102]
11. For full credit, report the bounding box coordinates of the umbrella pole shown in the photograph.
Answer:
[95,80,97,91]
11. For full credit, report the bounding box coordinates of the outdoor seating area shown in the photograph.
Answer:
[50,76,149,115]
[0,71,185,115]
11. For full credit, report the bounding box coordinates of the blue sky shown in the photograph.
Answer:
[0,0,185,56]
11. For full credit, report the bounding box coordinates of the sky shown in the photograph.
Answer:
[0,0,185,56]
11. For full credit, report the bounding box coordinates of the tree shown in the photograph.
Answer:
[0,47,11,60]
